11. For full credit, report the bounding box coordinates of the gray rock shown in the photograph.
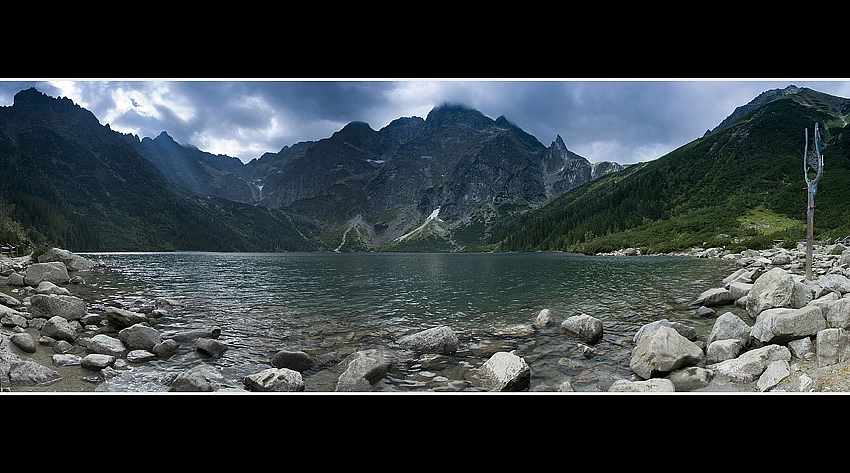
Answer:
[86,334,127,357]
[693,306,716,318]
[746,267,795,318]
[271,350,317,372]
[728,282,753,300]
[29,294,86,320]
[6,272,24,286]
[37,248,93,271]
[169,365,223,392]
[24,262,69,286]
[629,325,704,379]
[118,323,162,351]
[162,327,221,343]
[787,336,813,359]
[52,353,82,366]
[126,349,156,363]
[35,281,70,296]
[757,359,791,392]
[471,350,531,392]
[608,378,676,392]
[560,313,603,344]
[81,353,116,370]
[53,339,74,354]
[335,348,396,392]
[691,287,735,307]
[706,311,751,348]
[396,325,459,355]
[826,298,850,329]
[750,305,826,344]
[533,308,557,328]
[105,306,149,328]
[633,318,697,344]
[664,366,713,391]
[243,367,305,392]
[152,339,179,358]
[706,339,744,364]
[818,273,850,294]
[0,292,21,307]
[10,332,36,353]
[808,291,839,314]
[8,358,62,385]
[709,344,791,383]
[816,328,850,367]
[1,308,29,329]
[195,338,228,358]
[41,315,78,343]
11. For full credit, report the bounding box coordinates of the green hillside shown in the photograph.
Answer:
[494,89,850,254]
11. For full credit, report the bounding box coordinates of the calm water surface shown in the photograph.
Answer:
[76,252,741,392]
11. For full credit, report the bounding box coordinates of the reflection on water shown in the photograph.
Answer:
[76,252,741,392]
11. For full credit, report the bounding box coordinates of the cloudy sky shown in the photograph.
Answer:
[1,78,848,165]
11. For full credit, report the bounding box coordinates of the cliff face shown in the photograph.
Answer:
[230,104,621,250]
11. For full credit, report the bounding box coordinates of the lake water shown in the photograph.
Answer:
[75,251,742,393]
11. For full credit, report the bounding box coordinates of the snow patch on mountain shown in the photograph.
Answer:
[395,208,442,242]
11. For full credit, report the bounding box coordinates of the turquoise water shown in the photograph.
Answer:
[77,252,741,392]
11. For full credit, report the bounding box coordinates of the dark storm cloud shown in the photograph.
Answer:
[1,79,848,164]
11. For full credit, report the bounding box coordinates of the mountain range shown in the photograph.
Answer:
[1,85,848,255]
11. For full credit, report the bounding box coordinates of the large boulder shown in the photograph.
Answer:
[86,334,127,357]
[41,315,78,342]
[29,294,86,320]
[706,339,745,364]
[818,274,850,295]
[472,351,531,392]
[708,344,791,383]
[118,324,162,351]
[396,326,459,355]
[271,350,317,372]
[7,357,62,386]
[629,325,704,379]
[757,360,791,392]
[691,287,735,307]
[816,328,850,367]
[35,281,71,296]
[335,348,396,392]
[24,262,69,286]
[664,366,713,391]
[633,319,697,345]
[169,365,225,392]
[38,248,93,271]
[560,313,603,344]
[826,298,850,329]
[533,308,557,328]
[706,311,751,348]
[746,267,808,318]
[243,368,305,392]
[105,306,149,328]
[750,305,826,344]
[195,338,228,358]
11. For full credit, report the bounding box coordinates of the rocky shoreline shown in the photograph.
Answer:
[3,245,850,394]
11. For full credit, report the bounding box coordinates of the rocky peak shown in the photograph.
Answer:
[425,103,492,129]
[10,87,102,134]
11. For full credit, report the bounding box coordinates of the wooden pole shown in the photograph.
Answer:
[807,181,814,280]
[804,124,824,281]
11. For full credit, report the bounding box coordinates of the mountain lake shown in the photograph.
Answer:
[63,251,744,393]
